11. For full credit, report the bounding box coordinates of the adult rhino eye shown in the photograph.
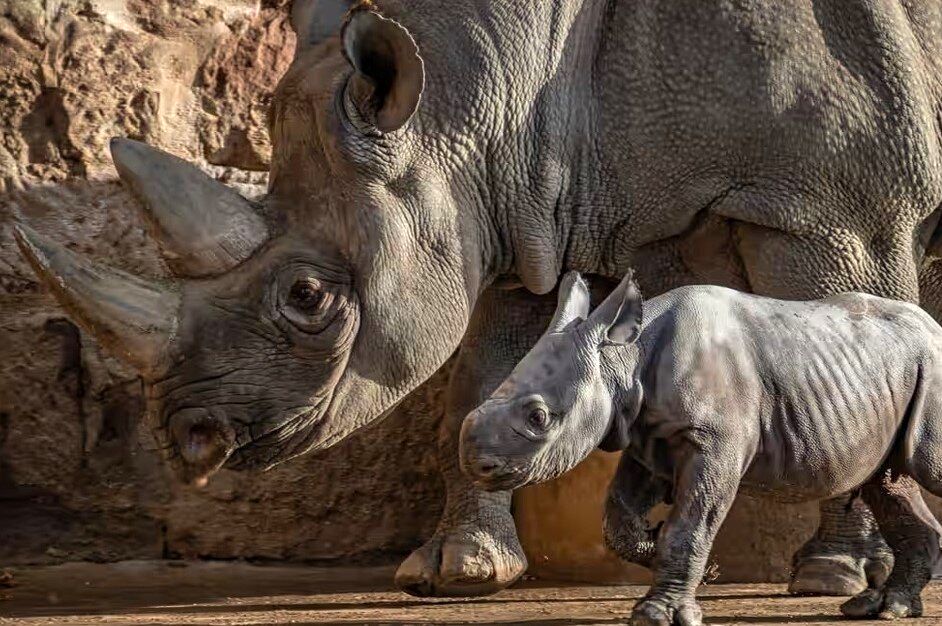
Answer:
[289,279,325,313]
[281,275,345,335]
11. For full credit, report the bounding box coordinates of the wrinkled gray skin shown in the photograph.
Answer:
[462,271,942,624]
[14,0,942,598]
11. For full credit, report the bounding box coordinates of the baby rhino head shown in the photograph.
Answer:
[460,271,643,491]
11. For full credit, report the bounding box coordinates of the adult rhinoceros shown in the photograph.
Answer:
[15,0,942,601]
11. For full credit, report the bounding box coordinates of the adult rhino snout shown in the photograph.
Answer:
[169,409,236,487]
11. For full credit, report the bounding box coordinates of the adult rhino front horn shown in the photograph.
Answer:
[14,137,272,371]
[110,138,270,277]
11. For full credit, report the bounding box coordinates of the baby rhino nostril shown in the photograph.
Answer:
[475,458,501,475]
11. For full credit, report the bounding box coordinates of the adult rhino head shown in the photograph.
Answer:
[16,2,524,486]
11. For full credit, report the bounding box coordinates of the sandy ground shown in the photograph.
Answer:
[2,561,942,625]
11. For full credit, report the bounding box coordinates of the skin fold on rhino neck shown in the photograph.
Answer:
[598,341,647,452]
[448,0,621,294]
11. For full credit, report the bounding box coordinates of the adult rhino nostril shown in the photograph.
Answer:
[182,423,221,464]
[169,409,234,468]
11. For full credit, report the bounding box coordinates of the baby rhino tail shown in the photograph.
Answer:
[899,358,942,497]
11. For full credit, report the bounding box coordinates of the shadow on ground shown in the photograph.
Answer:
[1,561,938,625]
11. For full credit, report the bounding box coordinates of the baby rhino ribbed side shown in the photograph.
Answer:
[459,271,942,626]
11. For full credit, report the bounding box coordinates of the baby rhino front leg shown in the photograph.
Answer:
[630,442,741,626]
[604,454,671,569]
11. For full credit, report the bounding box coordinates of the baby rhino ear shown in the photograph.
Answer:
[548,271,591,333]
[587,271,643,345]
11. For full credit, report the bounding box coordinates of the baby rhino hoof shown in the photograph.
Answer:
[840,588,923,620]
[630,597,703,626]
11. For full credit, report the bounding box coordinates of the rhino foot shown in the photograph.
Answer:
[630,595,702,626]
[789,552,892,596]
[394,510,527,597]
[840,587,922,620]
[790,497,893,596]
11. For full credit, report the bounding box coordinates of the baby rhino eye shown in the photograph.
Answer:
[527,406,550,431]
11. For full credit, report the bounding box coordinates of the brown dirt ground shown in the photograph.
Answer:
[1,561,941,625]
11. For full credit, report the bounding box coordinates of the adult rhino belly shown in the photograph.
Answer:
[741,321,918,501]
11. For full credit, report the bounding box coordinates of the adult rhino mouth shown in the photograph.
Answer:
[155,394,333,486]
[223,395,334,473]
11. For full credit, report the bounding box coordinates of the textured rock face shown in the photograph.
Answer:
[0,0,442,565]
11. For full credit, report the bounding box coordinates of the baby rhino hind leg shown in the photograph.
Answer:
[840,472,942,620]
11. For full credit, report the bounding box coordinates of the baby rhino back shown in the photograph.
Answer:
[751,292,942,499]
[643,287,942,501]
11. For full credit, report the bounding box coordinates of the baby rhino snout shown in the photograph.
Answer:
[169,409,236,487]
[459,407,512,486]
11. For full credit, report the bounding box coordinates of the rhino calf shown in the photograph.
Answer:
[460,271,942,625]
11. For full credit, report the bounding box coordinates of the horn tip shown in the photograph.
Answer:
[109,136,139,150]
[11,222,61,286]
[12,222,44,260]
[109,137,140,167]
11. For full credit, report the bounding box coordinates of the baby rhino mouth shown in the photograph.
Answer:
[463,456,522,490]
[460,440,534,492]
[459,407,539,491]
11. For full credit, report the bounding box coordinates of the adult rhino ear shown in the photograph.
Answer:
[341,8,425,132]
[291,0,353,50]
[548,271,591,333]
[586,271,643,345]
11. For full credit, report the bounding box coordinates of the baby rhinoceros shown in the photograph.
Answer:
[459,271,942,626]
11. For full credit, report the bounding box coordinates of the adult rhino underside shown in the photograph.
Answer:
[15,0,942,599]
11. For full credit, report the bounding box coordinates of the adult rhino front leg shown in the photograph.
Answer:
[395,286,558,597]
[734,221,917,595]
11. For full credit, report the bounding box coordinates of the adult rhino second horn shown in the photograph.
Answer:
[14,223,180,373]
[110,138,269,277]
